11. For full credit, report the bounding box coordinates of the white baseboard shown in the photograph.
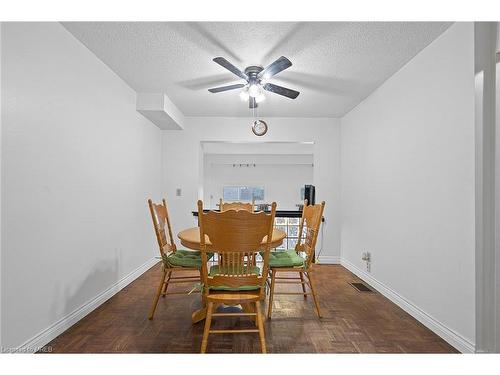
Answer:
[340,258,475,353]
[17,257,159,353]
[316,255,341,264]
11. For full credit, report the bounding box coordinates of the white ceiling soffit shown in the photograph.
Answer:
[136,93,185,129]
[63,22,452,118]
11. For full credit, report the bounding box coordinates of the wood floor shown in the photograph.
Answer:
[41,263,458,353]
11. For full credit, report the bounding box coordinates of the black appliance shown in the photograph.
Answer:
[304,184,315,205]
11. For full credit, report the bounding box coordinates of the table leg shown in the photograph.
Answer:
[192,293,208,323]
[192,307,207,323]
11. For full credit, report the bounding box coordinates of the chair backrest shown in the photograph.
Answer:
[148,198,177,257]
[198,200,276,296]
[296,200,325,268]
[219,198,255,212]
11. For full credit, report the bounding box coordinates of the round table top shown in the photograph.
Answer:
[177,227,286,251]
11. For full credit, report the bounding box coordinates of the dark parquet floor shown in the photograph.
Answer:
[41,263,458,353]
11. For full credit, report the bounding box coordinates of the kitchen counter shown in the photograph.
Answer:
[191,209,305,218]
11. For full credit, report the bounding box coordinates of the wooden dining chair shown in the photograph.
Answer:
[267,200,326,319]
[147,198,203,320]
[219,198,255,212]
[197,200,276,353]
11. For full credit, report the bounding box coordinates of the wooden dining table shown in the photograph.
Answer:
[178,227,286,251]
[177,226,286,323]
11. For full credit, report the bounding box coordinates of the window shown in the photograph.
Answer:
[274,217,304,250]
[222,186,239,201]
[252,187,265,201]
[223,186,264,202]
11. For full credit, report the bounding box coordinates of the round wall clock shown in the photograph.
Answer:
[252,120,268,136]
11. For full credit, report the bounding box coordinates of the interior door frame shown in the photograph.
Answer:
[474,22,498,353]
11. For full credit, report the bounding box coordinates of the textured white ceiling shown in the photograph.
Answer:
[63,22,451,118]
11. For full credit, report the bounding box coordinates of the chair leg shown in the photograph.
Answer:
[161,270,172,297]
[255,300,267,353]
[299,272,307,299]
[307,271,322,318]
[201,301,214,353]
[148,269,167,320]
[267,269,276,319]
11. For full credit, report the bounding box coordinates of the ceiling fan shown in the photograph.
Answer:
[208,56,300,108]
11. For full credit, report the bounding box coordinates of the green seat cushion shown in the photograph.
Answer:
[163,249,212,268]
[269,249,305,268]
[208,265,261,291]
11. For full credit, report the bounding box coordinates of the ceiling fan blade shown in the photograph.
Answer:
[258,56,292,79]
[263,83,300,99]
[208,83,245,93]
[249,97,257,109]
[213,57,248,81]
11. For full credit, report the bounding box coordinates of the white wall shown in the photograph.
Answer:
[1,23,162,348]
[340,23,475,352]
[0,21,3,349]
[162,117,341,263]
[203,153,313,210]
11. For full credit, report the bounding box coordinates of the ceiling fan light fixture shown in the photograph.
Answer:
[248,83,261,98]
[239,89,250,101]
[208,56,299,109]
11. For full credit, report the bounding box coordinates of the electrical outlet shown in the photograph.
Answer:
[176,188,182,197]
[362,251,372,272]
